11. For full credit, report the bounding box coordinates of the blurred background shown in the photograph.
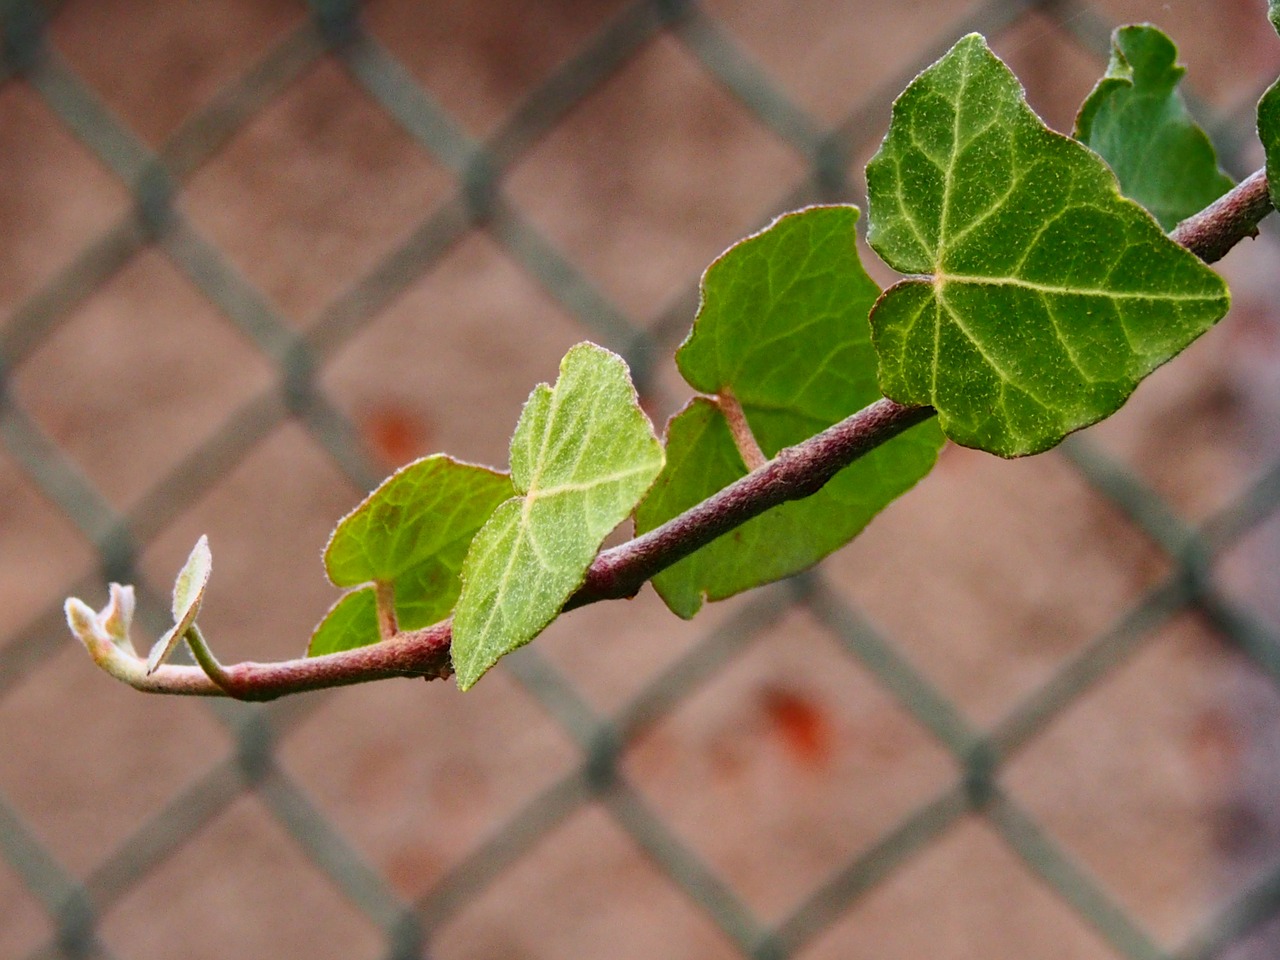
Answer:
[3,0,1280,957]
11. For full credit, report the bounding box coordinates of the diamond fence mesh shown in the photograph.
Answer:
[3,0,1280,957]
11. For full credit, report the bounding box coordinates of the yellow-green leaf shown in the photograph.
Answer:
[309,455,512,655]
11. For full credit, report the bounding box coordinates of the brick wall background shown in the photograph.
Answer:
[4,1,1280,958]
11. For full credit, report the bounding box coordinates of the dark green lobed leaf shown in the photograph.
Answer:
[637,206,942,617]
[866,33,1229,457]
[1076,24,1232,229]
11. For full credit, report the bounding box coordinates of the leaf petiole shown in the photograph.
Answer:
[185,623,234,694]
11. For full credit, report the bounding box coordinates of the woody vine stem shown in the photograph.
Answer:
[73,169,1274,702]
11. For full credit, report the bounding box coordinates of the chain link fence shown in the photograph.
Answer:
[3,0,1280,957]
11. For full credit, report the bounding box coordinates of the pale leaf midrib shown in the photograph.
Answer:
[936,272,1219,301]
[528,460,658,500]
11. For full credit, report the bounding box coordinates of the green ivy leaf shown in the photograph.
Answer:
[866,33,1230,457]
[308,455,513,656]
[1075,24,1232,230]
[308,588,378,657]
[1259,3,1280,208]
[146,535,212,674]
[451,342,664,690]
[635,206,943,618]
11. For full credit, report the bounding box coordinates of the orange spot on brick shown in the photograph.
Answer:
[361,403,431,467]
[761,686,833,770]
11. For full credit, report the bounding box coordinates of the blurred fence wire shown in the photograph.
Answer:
[3,0,1280,958]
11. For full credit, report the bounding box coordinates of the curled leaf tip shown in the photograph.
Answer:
[65,589,146,683]
[65,597,97,642]
[102,583,137,650]
[65,583,137,652]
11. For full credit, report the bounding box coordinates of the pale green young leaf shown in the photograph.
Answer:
[146,535,211,674]
[866,33,1229,457]
[451,343,664,690]
[636,206,943,618]
[308,455,513,656]
[1076,24,1232,229]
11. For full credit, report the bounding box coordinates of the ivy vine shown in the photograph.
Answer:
[68,22,1279,699]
